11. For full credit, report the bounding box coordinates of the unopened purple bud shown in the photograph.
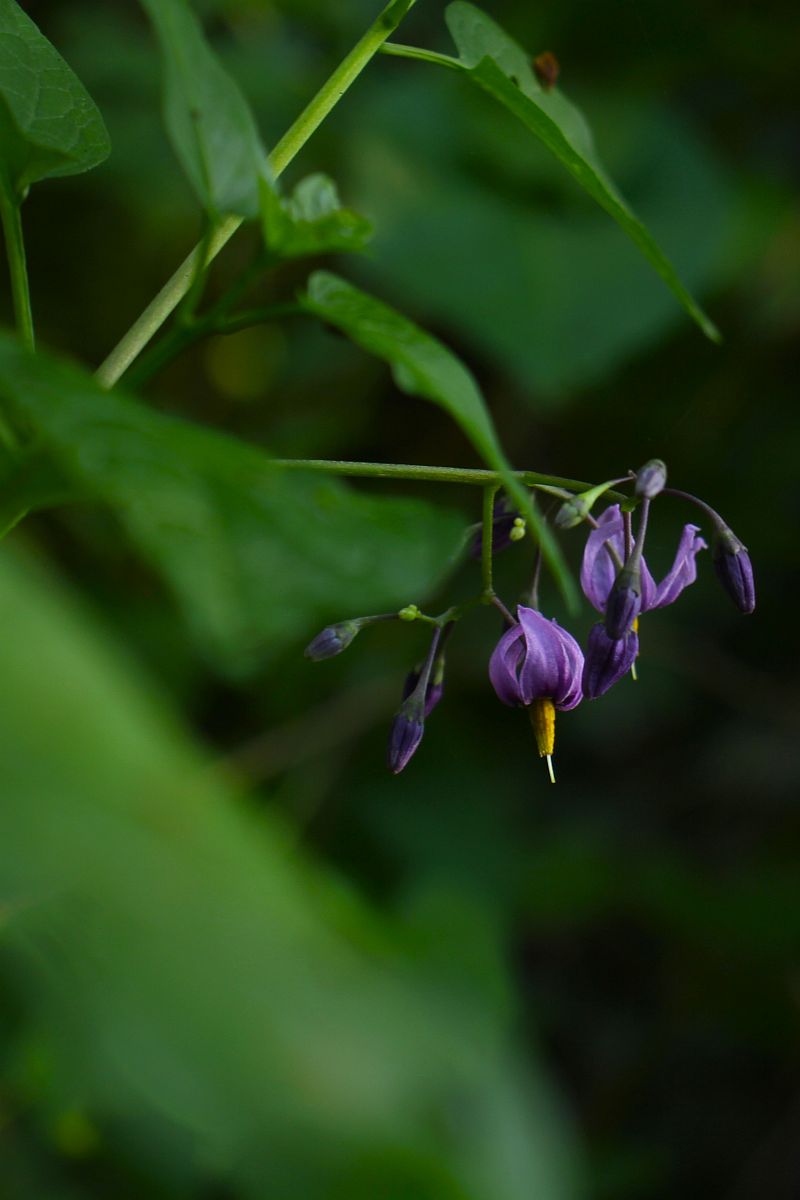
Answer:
[387,707,425,774]
[635,459,667,499]
[712,527,755,614]
[304,620,360,661]
[604,568,641,639]
[582,624,638,699]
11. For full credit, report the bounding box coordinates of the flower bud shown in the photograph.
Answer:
[304,620,360,661]
[387,707,425,774]
[712,526,755,614]
[604,566,641,639]
[555,495,591,530]
[635,459,667,499]
[582,624,638,699]
[398,604,420,622]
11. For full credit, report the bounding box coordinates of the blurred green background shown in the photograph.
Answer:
[1,1,798,1197]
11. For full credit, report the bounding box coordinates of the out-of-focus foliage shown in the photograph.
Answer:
[0,335,467,673]
[0,1,798,1199]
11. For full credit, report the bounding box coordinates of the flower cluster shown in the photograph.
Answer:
[303,460,754,781]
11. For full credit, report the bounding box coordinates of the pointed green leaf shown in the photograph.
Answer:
[0,0,110,198]
[0,336,465,673]
[138,0,270,218]
[262,173,373,259]
[300,270,577,608]
[444,2,720,343]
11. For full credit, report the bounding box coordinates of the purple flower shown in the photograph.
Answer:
[581,505,706,617]
[582,624,639,700]
[489,607,583,780]
[489,607,583,710]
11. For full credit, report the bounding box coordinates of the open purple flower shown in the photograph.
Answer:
[489,606,583,781]
[581,505,706,617]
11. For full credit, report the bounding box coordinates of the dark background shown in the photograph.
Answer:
[1,1,799,1196]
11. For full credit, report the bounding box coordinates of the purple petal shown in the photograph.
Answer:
[488,622,526,706]
[582,624,639,700]
[517,607,584,710]
[581,504,659,612]
[649,524,707,610]
[580,505,625,612]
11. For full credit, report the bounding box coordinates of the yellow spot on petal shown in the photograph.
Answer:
[529,697,556,758]
[632,616,639,633]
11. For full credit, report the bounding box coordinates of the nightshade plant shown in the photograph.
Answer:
[0,0,752,785]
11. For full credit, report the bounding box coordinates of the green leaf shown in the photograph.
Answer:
[0,0,110,199]
[262,173,374,259]
[0,335,465,674]
[138,0,270,218]
[300,270,577,608]
[444,2,720,343]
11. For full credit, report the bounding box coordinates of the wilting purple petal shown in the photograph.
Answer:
[583,624,638,699]
[649,524,707,610]
[516,607,584,710]
[387,711,425,774]
[581,505,625,612]
[713,537,755,614]
[581,506,657,612]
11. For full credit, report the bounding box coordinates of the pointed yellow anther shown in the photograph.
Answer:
[529,698,556,782]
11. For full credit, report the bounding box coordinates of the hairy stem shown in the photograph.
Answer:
[95,0,417,389]
[0,189,34,350]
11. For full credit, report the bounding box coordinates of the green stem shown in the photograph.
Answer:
[481,484,498,598]
[216,304,303,335]
[271,457,610,494]
[125,302,300,389]
[379,42,463,71]
[0,188,34,350]
[95,0,417,389]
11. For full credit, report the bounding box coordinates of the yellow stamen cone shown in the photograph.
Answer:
[529,698,557,782]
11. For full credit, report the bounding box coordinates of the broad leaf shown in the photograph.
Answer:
[138,0,270,218]
[444,2,720,343]
[0,336,465,673]
[300,270,576,607]
[0,0,110,199]
[262,173,373,258]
